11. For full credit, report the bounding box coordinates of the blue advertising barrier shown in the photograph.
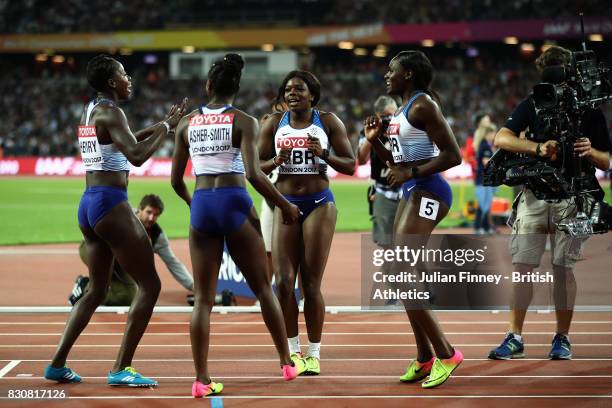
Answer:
[216,246,299,299]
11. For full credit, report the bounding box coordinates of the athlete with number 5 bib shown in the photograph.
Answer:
[171,54,304,398]
[258,70,355,376]
[364,51,463,388]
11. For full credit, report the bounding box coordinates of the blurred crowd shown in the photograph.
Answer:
[1,45,610,158]
[0,0,605,34]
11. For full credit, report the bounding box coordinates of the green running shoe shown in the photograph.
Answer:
[290,353,307,375]
[422,349,463,389]
[303,355,320,376]
[399,357,434,383]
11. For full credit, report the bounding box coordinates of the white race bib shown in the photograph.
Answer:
[419,197,439,220]
[275,133,326,175]
[78,125,104,171]
[188,113,234,155]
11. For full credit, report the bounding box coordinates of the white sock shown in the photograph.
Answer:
[288,335,301,354]
[511,332,523,342]
[307,342,321,359]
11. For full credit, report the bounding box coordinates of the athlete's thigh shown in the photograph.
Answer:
[226,207,271,290]
[397,190,449,235]
[189,227,224,300]
[301,203,337,284]
[272,207,301,285]
[392,197,408,236]
[80,225,113,291]
[93,202,156,285]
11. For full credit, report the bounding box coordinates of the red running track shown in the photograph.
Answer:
[0,311,611,407]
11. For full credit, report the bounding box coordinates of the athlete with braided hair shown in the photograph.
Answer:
[171,54,304,397]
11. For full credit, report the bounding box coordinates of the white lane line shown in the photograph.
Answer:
[1,332,611,336]
[0,395,607,400]
[3,358,612,362]
[0,360,20,378]
[61,395,612,399]
[0,249,76,255]
[0,343,611,348]
[0,321,610,325]
[5,375,612,380]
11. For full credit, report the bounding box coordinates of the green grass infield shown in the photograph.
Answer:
[0,176,554,245]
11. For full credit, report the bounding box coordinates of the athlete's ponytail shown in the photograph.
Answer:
[208,53,245,97]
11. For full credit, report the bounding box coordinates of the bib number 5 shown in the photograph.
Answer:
[419,197,439,220]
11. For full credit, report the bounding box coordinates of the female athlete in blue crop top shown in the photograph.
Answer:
[45,54,186,387]
[364,51,464,388]
[171,54,304,397]
[258,70,356,375]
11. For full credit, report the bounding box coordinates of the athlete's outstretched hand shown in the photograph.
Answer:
[280,202,300,225]
[363,115,382,142]
[386,161,412,187]
[165,97,188,129]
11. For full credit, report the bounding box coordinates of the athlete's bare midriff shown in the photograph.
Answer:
[85,171,129,188]
[195,173,246,191]
[401,157,433,169]
[276,173,329,196]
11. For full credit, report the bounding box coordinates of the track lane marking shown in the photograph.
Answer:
[0,360,20,378]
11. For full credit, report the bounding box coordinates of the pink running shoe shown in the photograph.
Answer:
[282,364,298,381]
[192,380,224,397]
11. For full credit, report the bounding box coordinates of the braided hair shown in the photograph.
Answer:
[207,53,245,97]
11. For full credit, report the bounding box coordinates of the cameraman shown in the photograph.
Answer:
[489,46,611,360]
[358,95,400,248]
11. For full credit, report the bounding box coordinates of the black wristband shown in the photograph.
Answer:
[411,166,419,179]
[322,149,330,159]
[535,143,542,157]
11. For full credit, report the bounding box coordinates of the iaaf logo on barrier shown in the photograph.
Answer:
[276,136,309,149]
[189,114,234,126]
[35,157,81,175]
[0,159,19,175]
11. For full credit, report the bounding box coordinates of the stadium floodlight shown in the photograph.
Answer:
[421,39,435,47]
[504,36,519,45]
[338,41,354,50]
[466,47,479,57]
[372,44,388,58]
[588,34,604,42]
[520,43,535,52]
[144,54,158,64]
[261,44,274,52]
